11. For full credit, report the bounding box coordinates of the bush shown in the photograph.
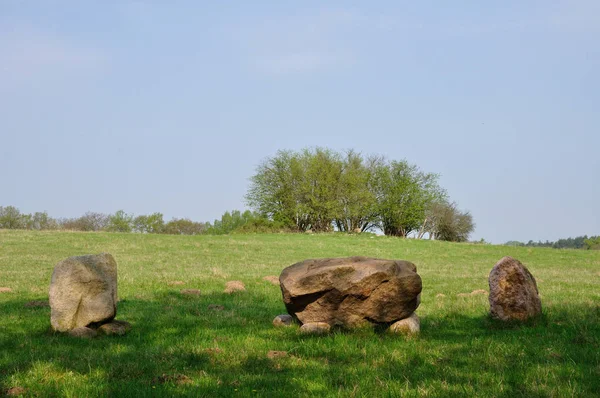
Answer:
[106,210,134,233]
[133,213,165,234]
[60,212,109,231]
[163,218,206,235]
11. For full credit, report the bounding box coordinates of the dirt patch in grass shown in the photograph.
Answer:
[167,281,185,286]
[0,287,13,293]
[208,304,225,311]
[267,350,288,359]
[153,374,192,385]
[180,289,201,296]
[262,275,280,285]
[457,290,488,297]
[6,387,27,396]
[224,281,245,294]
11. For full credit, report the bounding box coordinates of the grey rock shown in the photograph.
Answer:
[273,314,293,327]
[49,253,117,332]
[389,313,420,335]
[300,322,331,335]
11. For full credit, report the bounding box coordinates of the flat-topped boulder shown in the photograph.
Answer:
[49,253,118,332]
[280,256,422,328]
[488,256,542,321]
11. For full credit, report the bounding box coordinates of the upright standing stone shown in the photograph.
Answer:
[49,253,118,332]
[488,256,542,321]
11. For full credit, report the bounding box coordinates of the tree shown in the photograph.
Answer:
[373,160,446,237]
[206,210,261,235]
[426,201,474,242]
[334,151,380,232]
[28,212,58,230]
[60,212,109,231]
[0,206,26,229]
[584,236,600,250]
[246,150,305,230]
[163,218,206,235]
[106,210,134,233]
[246,148,461,237]
[297,148,343,232]
[132,213,165,233]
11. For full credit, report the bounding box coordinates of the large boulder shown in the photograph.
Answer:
[280,256,422,328]
[49,253,118,332]
[488,256,542,321]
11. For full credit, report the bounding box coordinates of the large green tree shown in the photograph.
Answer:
[373,160,446,237]
[246,148,455,237]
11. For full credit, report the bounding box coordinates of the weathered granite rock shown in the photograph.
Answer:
[49,253,117,332]
[300,322,331,334]
[272,314,293,327]
[488,256,542,321]
[389,313,420,335]
[280,256,422,328]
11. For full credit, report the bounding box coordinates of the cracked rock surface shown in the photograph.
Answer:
[49,253,117,332]
[280,256,422,328]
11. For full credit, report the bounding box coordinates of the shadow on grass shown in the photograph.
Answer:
[0,293,599,397]
[0,290,302,397]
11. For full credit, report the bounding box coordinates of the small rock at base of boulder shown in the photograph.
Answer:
[224,281,246,294]
[262,275,280,285]
[49,253,118,332]
[180,289,201,296]
[0,287,13,293]
[300,322,331,335]
[273,314,293,327]
[389,313,420,335]
[489,256,542,321]
[98,320,132,336]
[68,326,98,339]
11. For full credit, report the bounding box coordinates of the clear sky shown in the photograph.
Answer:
[1,1,598,243]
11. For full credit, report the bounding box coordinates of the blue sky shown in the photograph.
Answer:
[1,1,598,243]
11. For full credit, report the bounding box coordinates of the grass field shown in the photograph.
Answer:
[0,230,599,397]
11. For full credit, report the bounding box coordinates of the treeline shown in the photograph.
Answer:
[505,236,600,250]
[246,148,474,241]
[0,206,281,235]
[1,148,477,242]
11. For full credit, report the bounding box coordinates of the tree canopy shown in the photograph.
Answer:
[246,147,474,241]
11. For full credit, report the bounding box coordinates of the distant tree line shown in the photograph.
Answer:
[1,148,477,242]
[504,236,600,250]
[246,148,474,241]
[0,206,280,236]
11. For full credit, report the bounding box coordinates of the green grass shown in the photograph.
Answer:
[1,230,599,397]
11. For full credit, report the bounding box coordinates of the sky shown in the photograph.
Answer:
[1,1,598,243]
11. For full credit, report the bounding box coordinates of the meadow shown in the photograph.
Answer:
[0,230,599,397]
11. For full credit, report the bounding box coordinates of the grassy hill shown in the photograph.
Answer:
[1,230,599,397]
